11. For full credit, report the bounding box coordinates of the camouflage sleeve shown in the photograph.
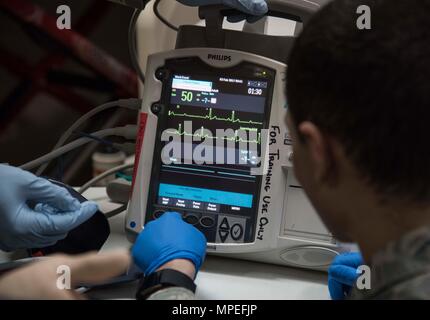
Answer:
[351,273,430,300]
[349,227,430,300]
[376,273,430,299]
[147,287,196,300]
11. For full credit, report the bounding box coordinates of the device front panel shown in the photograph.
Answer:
[144,56,275,244]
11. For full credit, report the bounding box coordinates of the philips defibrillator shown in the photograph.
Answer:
[126,0,343,271]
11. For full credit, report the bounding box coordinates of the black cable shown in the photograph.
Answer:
[36,99,141,176]
[74,131,115,147]
[129,9,146,84]
[105,204,128,219]
[153,0,179,31]
[74,131,135,154]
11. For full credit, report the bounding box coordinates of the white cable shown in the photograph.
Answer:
[129,9,145,84]
[20,126,137,171]
[36,99,141,175]
[79,163,134,194]
[154,0,179,31]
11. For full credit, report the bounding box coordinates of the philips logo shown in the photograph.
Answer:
[208,54,232,62]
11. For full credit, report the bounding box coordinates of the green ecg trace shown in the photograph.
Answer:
[165,124,261,144]
[168,107,263,126]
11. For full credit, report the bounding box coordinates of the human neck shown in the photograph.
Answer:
[348,196,430,263]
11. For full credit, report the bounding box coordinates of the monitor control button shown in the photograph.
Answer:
[230,223,244,241]
[184,214,199,225]
[151,103,163,114]
[200,216,215,228]
[155,68,166,80]
[153,210,165,219]
[218,229,229,243]
[219,217,230,230]
[216,216,246,243]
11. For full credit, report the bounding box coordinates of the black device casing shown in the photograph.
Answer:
[29,180,110,256]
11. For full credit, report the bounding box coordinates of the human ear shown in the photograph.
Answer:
[297,121,337,183]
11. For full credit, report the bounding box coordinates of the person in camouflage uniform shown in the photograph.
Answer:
[286,0,430,300]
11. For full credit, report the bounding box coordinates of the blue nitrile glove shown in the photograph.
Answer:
[132,212,207,276]
[0,165,98,252]
[177,0,268,22]
[328,252,364,300]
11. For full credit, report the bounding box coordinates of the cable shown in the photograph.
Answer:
[104,204,128,219]
[75,131,117,147]
[129,9,146,85]
[62,109,127,183]
[154,0,179,31]
[36,99,141,176]
[107,0,149,83]
[78,163,134,194]
[74,131,137,154]
[20,126,137,171]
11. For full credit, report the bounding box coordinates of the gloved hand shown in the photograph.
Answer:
[132,212,207,276]
[0,165,98,252]
[328,252,364,300]
[177,0,268,22]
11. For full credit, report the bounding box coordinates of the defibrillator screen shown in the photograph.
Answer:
[147,58,275,243]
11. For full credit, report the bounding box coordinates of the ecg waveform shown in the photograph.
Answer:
[168,107,263,126]
[165,124,262,144]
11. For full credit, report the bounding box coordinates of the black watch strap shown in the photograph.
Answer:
[136,269,197,300]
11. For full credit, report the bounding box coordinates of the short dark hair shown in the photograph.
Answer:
[287,0,430,203]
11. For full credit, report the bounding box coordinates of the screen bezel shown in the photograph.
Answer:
[144,57,276,243]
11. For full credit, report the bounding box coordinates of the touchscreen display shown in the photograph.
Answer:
[147,61,274,243]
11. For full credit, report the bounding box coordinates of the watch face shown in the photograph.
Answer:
[136,283,164,300]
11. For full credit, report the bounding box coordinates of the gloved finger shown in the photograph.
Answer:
[143,211,181,230]
[160,211,182,221]
[25,177,80,212]
[33,201,98,235]
[143,211,182,232]
[229,0,268,16]
[331,252,363,267]
[329,265,359,286]
[157,212,207,271]
[225,13,265,23]
[328,276,347,300]
[35,203,60,214]
[35,204,73,237]
[177,0,268,16]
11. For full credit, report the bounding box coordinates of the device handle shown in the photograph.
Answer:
[199,0,328,24]
[106,0,149,10]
